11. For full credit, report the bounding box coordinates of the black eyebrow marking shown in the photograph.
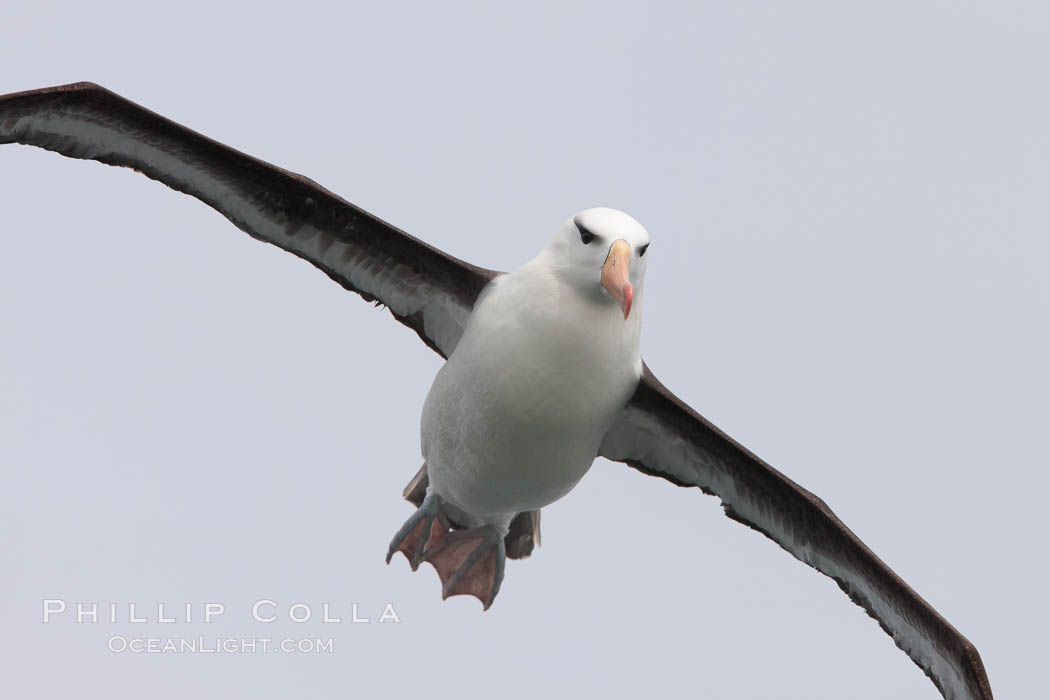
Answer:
[573,216,597,245]
[638,243,649,257]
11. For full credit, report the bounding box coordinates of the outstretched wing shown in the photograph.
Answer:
[0,82,496,358]
[599,366,993,700]
[3,81,991,699]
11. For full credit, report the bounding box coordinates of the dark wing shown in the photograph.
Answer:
[3,81,992,698]
[599,365,993,700]
[0,82,496,358]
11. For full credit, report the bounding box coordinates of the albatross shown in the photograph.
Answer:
[0,83,992,700]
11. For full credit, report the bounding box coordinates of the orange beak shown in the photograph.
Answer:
[601,239,634,320]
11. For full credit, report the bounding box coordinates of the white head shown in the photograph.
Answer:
[539,207,651,320]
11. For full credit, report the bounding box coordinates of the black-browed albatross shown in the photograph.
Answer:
[0,83,992,700]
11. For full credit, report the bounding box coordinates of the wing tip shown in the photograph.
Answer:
[0,81,109,102]
[624,362,997,700]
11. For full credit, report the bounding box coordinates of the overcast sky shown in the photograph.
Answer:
[1,2,1046,698]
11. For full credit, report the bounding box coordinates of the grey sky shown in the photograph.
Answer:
[1,2,1046,698]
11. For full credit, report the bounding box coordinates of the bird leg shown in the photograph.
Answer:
[400,464,540,560]
[423,525,506,610]
[386,492,451,570]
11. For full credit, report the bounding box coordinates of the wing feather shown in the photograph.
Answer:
[599,366,993,700]
[2,81,992,699]
[0,82,495,358]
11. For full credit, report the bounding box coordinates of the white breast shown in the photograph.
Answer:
[421,261,643,528]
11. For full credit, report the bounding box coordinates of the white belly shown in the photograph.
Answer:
[420,268,642,527]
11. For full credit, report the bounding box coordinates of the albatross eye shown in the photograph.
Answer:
[578,225,596,245]
[638,243,649,257]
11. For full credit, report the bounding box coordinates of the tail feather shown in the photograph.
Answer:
[505,509,541,559]
[400,464,542,559]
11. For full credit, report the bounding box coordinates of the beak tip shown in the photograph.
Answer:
[623,283,635,320]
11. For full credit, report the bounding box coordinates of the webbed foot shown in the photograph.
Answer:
[400,464,541,559]
[422,525,506,610]
[386,492,450,570]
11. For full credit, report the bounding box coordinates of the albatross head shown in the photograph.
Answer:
[542,207,650,320]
